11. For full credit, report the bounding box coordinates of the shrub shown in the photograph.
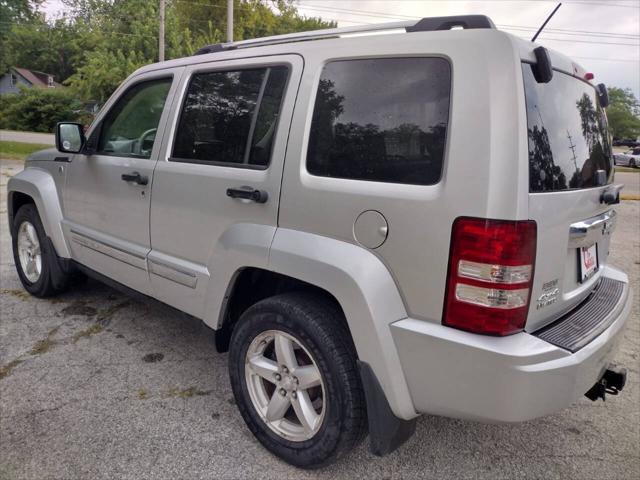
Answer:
[0,85,82,133]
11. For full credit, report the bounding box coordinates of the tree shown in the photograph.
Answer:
[2,18,90,83]
[0,85,81,132]
[0,0,45,72]
[607,87,640,140]
[58,0,335,102]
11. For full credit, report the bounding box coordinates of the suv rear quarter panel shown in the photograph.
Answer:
[279,30,529,325]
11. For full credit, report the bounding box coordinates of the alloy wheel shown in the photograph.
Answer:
[244,329,326,441]
[17,221,42,283]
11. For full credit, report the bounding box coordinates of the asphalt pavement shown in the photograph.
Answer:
[0,130,55,146]
[1,159,639,479]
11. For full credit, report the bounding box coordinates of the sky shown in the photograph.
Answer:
[43,0,640,97]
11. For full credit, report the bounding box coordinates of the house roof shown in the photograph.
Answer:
[11,67,63,88]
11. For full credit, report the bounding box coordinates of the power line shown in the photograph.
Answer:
[296,2,639,39]
[560,1,640,8]
[298,0,640,10]
[294,5,639,47]
[574,56,639,63]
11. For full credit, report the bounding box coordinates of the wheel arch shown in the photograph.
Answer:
[218,228,417,421]
[7,169,70,257]
[215,266,348,353]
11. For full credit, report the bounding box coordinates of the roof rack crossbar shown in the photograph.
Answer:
[194,15,495,56]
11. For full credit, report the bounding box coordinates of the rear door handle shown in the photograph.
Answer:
[226,186,268,204]
[121,171,148,186]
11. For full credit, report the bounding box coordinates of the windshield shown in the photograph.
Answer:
[522,64,613,193]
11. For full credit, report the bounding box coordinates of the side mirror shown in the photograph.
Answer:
[55,122,85,154]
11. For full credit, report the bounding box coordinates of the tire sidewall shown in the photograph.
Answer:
[229,300,353,467]
[12,204,52,296]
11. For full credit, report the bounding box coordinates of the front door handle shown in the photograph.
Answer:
[226,186,268,204]
[121,171,148,186]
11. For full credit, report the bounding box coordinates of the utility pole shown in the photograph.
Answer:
[159,0,165,62]
[567,130,578,171]
[227,0,233,43]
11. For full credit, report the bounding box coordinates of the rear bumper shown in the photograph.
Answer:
[391,266,631,423]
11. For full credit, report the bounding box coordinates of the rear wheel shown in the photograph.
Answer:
[12,204,69,297]
[630,159,637,168]
[228,292,366,468]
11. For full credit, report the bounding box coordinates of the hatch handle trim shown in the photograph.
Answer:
[569,210,617,248]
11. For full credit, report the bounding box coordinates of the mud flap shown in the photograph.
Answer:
[357,360,417,456]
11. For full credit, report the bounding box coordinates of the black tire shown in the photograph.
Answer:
[228,292,367,468]
[12,204,69,297]
[630,159,637,168]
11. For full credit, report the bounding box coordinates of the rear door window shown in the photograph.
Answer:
[172,66,288,168]
[523,64,613,192]
[306,58,451,185]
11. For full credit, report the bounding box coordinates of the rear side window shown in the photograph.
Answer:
[523,64,613,192]
[307,58,451,185]
[172,66,288,168]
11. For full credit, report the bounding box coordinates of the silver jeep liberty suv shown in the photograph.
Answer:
[7,15,631,468]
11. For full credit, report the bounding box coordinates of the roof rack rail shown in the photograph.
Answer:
[194,15,495,55]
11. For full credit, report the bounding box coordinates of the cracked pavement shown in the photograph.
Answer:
[1,158,639,479]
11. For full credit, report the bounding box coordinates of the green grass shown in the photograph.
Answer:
[0,141,52,161]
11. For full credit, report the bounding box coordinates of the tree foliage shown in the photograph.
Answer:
[607,87,640,140]
[0,85,81,132]
[1,0,334,102]
[0,0,45,71]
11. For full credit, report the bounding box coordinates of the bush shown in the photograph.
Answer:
[0,85,82,133]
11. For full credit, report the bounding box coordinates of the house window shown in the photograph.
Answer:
[47,76,54,87]
[10,73,17,87]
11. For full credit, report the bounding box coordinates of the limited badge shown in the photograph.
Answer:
[537,279,559,310]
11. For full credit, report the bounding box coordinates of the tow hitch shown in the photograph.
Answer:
[585,365,627,401]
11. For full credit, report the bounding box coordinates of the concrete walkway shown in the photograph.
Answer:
[0,129,55,145]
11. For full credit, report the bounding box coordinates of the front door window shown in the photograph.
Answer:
[98,78,172,158]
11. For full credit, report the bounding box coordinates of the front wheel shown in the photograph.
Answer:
[228,292,366,468]
[12,204,69,297]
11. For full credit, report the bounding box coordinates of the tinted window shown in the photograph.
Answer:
[172,66,288,167]
[98,78,171,158]
[523,64,613,192]
[307,58,451,185]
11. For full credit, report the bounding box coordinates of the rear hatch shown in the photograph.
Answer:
[522,63,616,332]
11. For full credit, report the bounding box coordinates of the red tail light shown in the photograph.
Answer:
[443,217,537,336]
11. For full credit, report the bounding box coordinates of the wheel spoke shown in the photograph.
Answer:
[294,365,321,390]
[26,224,38,246]
[247,354,279,383]
[291,391,320,433]
[274,333,298,370]
[265,390,291,422]
[26,259,35,275]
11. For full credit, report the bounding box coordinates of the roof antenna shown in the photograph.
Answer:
[531,3,562,42]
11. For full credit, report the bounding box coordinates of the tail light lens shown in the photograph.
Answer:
[443,217,537,336]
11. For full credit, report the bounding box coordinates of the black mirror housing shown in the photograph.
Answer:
[55,122,86,154]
